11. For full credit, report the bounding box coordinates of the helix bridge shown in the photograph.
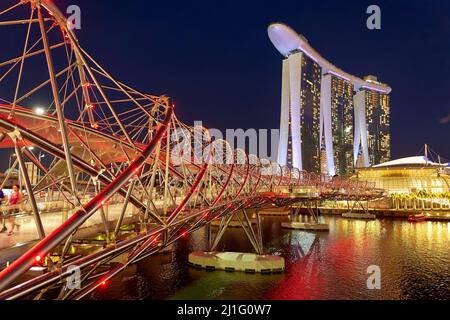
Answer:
[0,0,384,299]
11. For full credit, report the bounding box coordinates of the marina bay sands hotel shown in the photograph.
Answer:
[269,23,392,176]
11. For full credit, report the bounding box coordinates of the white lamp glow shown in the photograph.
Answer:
[34,107,45,115]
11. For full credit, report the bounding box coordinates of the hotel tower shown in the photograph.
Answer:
[269,23,392,175]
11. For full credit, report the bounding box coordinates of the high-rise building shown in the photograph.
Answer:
[300,54,322,172]
[330,75,354,175]
[269,23,392,175]
[278,51,321,172]
[363,78,391,165]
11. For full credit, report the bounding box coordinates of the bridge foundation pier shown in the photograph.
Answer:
[188,251,284,274]
[188,209,285,274]
[342,199,376,219]
[258,206,291,216]
[282,200,329,231]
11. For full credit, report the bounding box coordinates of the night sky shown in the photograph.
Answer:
[2,0,450,168]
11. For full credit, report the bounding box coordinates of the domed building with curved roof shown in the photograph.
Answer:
[355,156,449,194]
[353,156,450,211]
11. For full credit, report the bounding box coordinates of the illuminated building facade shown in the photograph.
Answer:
[354,157,450,211]
[364,80,391,165]
[300,54,322,172]
[330,75,354,175]
[269,23,392,174]
[355,157,450,195]
[279,51,321,172]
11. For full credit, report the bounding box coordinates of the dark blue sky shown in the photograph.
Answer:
[10,0,450,161]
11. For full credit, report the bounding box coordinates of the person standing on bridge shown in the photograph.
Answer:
[7,185,22,236]
[0,189,6,233]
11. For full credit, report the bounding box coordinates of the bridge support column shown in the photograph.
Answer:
[114,179,136,239]
[236,209,263,255]
[190,210,284,274]
[341,199,376,219]
[282,200,329,231]
[95,179,110,243]
[209,213,235,252]
[256,211,263,254]
[209,210,262,254]
[306,200,320,224]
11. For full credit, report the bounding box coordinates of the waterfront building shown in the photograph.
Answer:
[329,74,354,175]
[355,156,450,194]
[269,23,392,175]
[278,50,321,172]
[362,78,391,165]
[354,156,450,211]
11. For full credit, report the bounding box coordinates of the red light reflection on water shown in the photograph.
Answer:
[265,237,359,300]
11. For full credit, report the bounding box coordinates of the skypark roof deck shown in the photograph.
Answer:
[268,23,392,94]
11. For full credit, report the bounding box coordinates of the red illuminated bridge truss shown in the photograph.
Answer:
[0,0,385,299]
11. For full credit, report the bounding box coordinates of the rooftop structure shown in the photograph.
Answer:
[355,156,450,195]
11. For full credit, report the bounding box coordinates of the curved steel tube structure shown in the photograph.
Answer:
[0,1,385,299]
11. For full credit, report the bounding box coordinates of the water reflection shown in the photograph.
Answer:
[91,215,450,300]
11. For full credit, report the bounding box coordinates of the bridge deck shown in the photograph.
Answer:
[0,203,139,264]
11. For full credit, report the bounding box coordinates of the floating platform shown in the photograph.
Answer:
[342,213,376,220]
[281,222,329,231]
[258,208,291,216]
[425,214,450,221]
[188,251,284,274]
[210,219,256,228]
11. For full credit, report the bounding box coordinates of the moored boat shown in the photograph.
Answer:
[408,214,426,222]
